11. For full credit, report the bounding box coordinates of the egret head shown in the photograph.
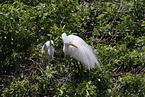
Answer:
[62,33,70,44]
[62,33,78,48]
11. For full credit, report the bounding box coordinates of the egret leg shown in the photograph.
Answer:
[78,63,83,83]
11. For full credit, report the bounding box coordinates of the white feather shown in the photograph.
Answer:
[62,33,101,70]
[42,40,54,62]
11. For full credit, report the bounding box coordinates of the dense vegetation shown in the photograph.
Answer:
[0,0,144,96]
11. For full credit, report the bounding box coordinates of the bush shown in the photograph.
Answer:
[1,0,144,96]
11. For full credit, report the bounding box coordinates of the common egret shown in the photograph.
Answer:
[42,40,54,64]
[62,33,101,70]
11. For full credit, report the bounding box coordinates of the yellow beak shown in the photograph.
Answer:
[70,43,78,48]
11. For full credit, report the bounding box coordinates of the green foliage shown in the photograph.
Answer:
[2,78,38,96]
[109,73,145,96]
[1,0,144,96]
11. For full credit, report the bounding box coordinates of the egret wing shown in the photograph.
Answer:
[68,37,101,70]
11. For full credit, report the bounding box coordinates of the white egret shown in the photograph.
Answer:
[42,40,54,63]
[62,33,101,70]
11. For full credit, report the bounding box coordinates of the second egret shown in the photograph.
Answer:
[42,40,54,63]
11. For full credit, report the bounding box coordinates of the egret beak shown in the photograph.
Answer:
[70,43,78,48]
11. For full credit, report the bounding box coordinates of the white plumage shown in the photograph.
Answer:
[62,33,101,70]
[42,40,54,62]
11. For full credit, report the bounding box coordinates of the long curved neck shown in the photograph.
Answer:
[63,44,69,55]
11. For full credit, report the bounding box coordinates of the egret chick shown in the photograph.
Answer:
[42,40,54,63]
[62,33,101,70]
